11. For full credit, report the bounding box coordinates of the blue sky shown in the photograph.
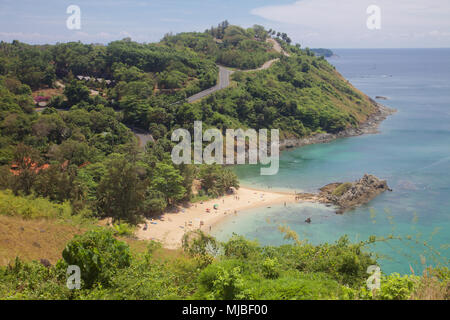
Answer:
[1,0,449,48]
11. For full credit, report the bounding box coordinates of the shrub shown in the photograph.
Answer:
[0,258,71,300]
[112,222,134,237]
[376,273,419,300]
[222,234,260,260]
[197,260,250,300]
[61,229,131,288]
[248,274,344,300]
[261,257,281,279]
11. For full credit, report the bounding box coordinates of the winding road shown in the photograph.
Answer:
[36,38,288,148]
[187,66,234,103]
[186,38,287,104]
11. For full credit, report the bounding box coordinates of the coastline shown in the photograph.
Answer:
[280,102,396,150]
[136,187,305,249]
[136,101,395,249]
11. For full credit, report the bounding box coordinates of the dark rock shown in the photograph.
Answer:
[319,174,390,213]
[40,259,51,268]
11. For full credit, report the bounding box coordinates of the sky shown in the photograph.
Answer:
[0,0,449,48]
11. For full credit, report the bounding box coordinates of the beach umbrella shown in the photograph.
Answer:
[213,204,219,209]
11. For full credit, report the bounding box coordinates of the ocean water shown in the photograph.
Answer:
[213,49,450,275]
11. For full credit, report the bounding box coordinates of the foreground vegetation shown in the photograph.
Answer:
[0,228,448,300]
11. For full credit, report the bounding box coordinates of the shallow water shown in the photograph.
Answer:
[213,49,450,275]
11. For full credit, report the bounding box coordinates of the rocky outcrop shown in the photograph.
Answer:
[279,103,396,151]
[318,174,392,213]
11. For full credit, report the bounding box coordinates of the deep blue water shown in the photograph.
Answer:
[213,49,450,275]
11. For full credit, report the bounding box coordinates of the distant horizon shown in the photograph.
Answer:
[3,38,450,50]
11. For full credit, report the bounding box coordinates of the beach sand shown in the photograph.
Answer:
[136,187,302,249]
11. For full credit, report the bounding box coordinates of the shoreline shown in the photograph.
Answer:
[136,187,308,249]
[136,102,396,249]
[279,102,396,150]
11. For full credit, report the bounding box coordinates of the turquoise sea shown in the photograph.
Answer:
[213,49,450,275]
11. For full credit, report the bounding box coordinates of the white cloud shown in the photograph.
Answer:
[251,0,450,47]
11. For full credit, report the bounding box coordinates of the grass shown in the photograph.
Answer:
[0,215,85,266]
[332,182,352,197]
[0,190,98,266]
[0,190,95,227]
[0,189,185,267]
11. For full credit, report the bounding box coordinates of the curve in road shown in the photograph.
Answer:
[35,39,286,148]
[187,66,234,103]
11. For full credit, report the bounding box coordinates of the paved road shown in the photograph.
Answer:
[186,57,280,103]
[35,42,284,148]
[266,38,290,57]
[128,126,155,147]
[187,66,234,103]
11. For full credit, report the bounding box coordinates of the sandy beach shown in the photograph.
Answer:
[136,187,305,249]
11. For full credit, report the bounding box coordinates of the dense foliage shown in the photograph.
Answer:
[163,22,277,70]
[0,229,447,300]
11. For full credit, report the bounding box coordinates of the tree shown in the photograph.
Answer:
[252,25,268,41]
[10,143,41,195]
[96,156,146,222]
[199,165,239,196]
[64,80,90,106]
[218,168,240,193]
[150,162,186,205]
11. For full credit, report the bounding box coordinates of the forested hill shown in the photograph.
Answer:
[0,22,377,137]
[0,22,378,220]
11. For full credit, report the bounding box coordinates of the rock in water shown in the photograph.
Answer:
[320,174,391,213]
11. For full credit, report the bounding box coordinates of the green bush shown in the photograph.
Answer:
[61,229,131,288]
[377,273,419,300]
[261,257,281,279]
[112,222,134,237]
[0,258,71,300]
[248,274,344,300]
[197,260,250,300]
[222,234,260,260]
